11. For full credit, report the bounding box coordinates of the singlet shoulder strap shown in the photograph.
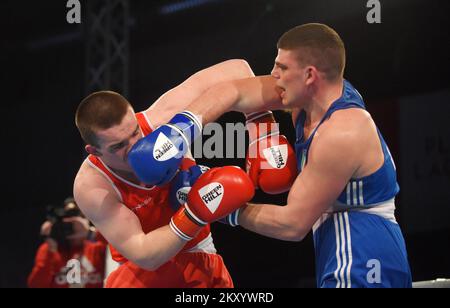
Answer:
[136,112,155,136]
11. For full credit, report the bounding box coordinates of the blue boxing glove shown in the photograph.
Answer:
[128,111,202,186]
[169,165,210,212]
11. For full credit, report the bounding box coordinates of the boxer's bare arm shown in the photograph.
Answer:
[186,75,285,124]
[144,59,255,128]
[238,110,375,241]
[73,164,185,271]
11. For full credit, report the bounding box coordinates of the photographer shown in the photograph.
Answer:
[28,198,107,288]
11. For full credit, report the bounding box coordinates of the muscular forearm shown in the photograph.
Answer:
[127,225,186,271]
[186,82,241,124]
[187,76,283,125]
[147,59,255,128]
[239,203,308,242]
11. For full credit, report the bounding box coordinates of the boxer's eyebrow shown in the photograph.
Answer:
[275,61,287,70]
[109,142,125,152]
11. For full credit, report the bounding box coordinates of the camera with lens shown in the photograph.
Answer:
[45,198,82,249]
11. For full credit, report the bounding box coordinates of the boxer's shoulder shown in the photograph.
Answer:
[308,109,372,158]
[75,161,114,190]
[329,107,372,125]
[311,108,382,175]
[320,108,374,141]
[74,161,118,211]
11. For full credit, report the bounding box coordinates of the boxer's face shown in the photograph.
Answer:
[87,107,143,173]
[271,49,313,108]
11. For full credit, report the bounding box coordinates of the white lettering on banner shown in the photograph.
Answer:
[66,0,81,24]
[366,0,381,24]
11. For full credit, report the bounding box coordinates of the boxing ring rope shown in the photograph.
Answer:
[413,278,450,288]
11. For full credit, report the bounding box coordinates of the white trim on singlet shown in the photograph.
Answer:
[344,212,353,288]
[96,158,156,191]
[103,245,120,284]
[185,233,217,254]
[346,180,365,206]
[332,212,353,288]
[338,213,348,288]
[141,111,156,131]
[346,184,351,206]
[333,214,342,287]
[358,181,364,206]
[357,200,397,223]
[86,159,124,202]
[352,182,358,206]
[313,198,397,233]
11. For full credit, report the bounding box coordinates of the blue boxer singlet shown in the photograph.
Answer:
[294,80,412,288]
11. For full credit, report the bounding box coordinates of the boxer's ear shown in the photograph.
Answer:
[85,145,102,157]
[304,66,317,86]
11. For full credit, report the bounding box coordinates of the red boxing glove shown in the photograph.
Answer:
[246,111,297,195]
[170,166,254,241]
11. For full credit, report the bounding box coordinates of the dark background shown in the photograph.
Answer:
[1,0,449,287]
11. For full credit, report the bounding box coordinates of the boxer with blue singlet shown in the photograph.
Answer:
[150,23,412,288]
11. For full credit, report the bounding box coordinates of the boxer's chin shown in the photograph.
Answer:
[281,96,291,107]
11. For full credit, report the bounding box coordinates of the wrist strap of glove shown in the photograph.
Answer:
[170,205,206,241]
[169,111,203,145]
[245,111,279,142]
[218,209,241,227]
[245,111,274,123]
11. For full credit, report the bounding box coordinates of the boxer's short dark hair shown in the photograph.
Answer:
[278,23,346,81]
[75,91,131,147]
